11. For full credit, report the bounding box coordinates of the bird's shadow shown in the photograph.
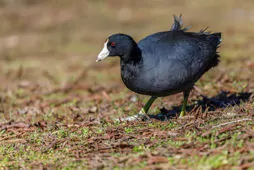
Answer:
[148,91,253,121]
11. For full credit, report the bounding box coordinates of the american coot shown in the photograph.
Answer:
[97,15,221,120]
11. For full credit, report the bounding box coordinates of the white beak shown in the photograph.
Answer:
[96,40,110,62]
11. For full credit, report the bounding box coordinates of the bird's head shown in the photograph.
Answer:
[96,34,137,62]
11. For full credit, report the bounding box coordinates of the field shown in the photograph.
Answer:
[0,0,253,169]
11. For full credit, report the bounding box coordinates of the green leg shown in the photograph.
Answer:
[139,96,157,115]
[116,96,157,122]
[180,90,190,117]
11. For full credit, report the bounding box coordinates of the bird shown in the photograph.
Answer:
[96,15,222,120]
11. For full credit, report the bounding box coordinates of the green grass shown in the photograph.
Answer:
[0,0,254,169]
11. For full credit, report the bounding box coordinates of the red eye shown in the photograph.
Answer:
[110,42,116,47]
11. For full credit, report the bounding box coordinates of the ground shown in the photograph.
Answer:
[0,0,253,169]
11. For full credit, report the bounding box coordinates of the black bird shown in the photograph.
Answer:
[96,15,221,120]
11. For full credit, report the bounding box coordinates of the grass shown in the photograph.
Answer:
[0,0,254,169]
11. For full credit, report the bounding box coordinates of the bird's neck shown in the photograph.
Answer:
[121,44,142,64]
[120,45,142,86]
[120,46,142,89]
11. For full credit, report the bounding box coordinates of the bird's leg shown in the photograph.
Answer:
[179,90,190,117]
[117,96,157,122]
[139,96,157,115]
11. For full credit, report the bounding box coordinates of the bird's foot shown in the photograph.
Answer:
[179,111,193,119]
[179,111,185,117]
[115,108,150,122]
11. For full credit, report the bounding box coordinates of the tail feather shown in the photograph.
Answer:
[207,33,222,68]
[198,26,222,48]
[208,32,222,48]
[170,14,190,31]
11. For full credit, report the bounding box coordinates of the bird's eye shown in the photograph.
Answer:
[110,42,116,47]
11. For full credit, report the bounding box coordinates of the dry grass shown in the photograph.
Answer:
[0,0,253,169]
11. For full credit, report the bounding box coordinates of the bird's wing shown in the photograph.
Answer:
[138,31,218,80]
